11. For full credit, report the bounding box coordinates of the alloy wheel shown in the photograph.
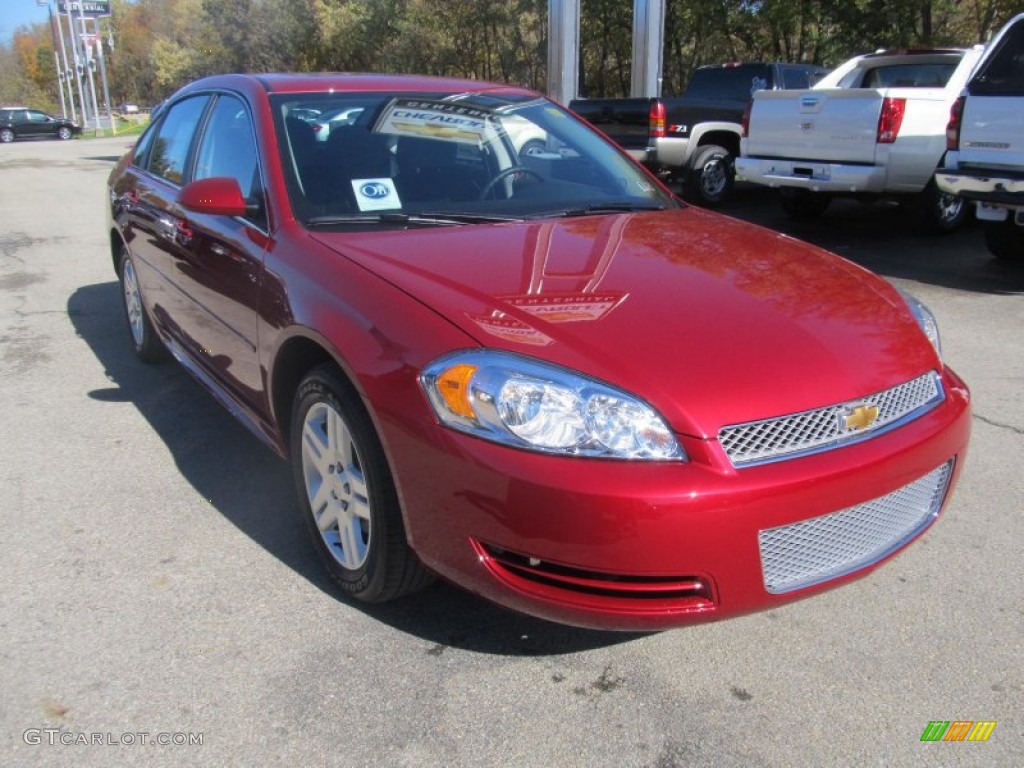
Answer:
[301,401,372,571]
[121,257,145,347]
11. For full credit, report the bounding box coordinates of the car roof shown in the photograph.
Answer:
[176,72,537,99]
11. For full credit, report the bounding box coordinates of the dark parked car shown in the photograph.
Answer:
[0,107,81,142]
[106,73,969,631]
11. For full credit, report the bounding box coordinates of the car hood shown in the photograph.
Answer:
[310,208,938,438]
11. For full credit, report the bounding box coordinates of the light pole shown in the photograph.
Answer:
[63,2,90,127]
[76,1,101,130]
[37,0,73,120]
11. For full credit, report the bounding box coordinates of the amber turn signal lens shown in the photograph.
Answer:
[437,363,478,419]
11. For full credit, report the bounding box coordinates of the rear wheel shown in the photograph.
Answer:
[914,180,967,233]
[518,138,546,159]
[686,144,734,207]
[779,188,831,219]
[291,364,433,603]
[0,128,14,143]
[57,126,73,141]
[983,218,1024,263]
[118,247,165,363]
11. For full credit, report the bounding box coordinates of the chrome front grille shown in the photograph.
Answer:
[719,372,942,466]
[759,460,954,594]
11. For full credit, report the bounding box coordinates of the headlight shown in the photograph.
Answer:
[899,290,942,360]
[420,350,685,461]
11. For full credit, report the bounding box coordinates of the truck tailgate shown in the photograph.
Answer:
[960,96,1024,170]
[745,89,883,164]
[569,98,654,154]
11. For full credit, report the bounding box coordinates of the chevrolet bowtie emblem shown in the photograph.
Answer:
[841,404,880,432]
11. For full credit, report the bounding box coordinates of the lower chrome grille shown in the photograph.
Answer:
[719,371,943,466]
[759,460,954,594]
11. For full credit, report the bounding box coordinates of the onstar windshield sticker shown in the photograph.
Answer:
[352,178,401,211]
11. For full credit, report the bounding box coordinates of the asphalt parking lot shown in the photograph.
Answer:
[1,136,1021,767]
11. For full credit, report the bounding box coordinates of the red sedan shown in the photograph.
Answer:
[106,74,970,630]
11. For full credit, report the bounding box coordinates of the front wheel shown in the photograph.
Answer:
[291,364,433,603]
[57,126,73,141]
[983,218,1024,263]
[685,144,734,207]
[0,128,14,143]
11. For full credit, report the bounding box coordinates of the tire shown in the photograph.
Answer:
[118,247,166,363]
[779,188,831,219]
[0,128,14,143]
[685,144,734,207]
[57,126,72,141]
[518,138,546,158]
[914,180,967,234]
[291,364,432,603]
[983,218,1024,263]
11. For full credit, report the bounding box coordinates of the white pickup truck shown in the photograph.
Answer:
[737,47,985,232]
[936,13,1024,261]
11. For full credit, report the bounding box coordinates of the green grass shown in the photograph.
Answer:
[82,119,149,140]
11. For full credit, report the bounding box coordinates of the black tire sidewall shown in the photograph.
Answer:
[290,367,397,602]
[983,219,1024,262]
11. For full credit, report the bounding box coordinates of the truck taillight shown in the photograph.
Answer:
[741,101,753,137]
[649,100,666,139]
[877,97,906,144]
[946,96,964,151]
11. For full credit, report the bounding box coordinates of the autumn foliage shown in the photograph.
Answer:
[2,0,1020,113]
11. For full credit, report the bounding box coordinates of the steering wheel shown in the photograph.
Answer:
[478,166,544,200]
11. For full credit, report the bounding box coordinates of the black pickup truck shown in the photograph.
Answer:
[570,62,828,205]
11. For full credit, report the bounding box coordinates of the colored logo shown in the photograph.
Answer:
[920,721,996,742]
[840,403,880,432]
[359,182,391,200]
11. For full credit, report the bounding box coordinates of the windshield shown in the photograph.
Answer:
[272,91,676,228]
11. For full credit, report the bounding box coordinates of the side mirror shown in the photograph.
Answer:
[177,177,249,217]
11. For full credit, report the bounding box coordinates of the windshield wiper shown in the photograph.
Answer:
[531,202,669,219]
[416,211,524,224]
[304,211,522,228]
[306,212,461,228]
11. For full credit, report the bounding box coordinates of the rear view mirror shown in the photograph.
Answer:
[177,177,248,217]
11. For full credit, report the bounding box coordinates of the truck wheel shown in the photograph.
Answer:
[779,189,831,219]
[983,219,1024,263]
[915,181,967,234]
[686,145,734,207]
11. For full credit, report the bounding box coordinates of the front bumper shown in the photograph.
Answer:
[385,368,970,631]
[737,156,887,194]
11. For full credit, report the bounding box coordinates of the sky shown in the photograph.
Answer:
[1,1,53,43]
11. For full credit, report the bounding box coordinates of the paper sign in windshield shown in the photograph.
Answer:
[376,99,497,145]
[352,178,402,211]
